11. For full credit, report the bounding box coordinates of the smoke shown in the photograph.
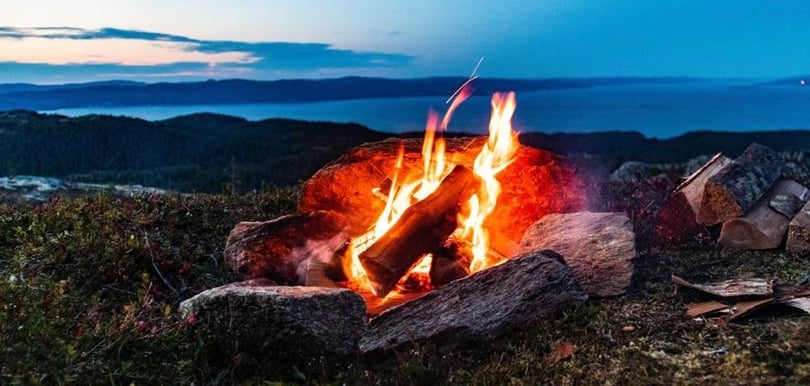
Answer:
[293,227,350,286]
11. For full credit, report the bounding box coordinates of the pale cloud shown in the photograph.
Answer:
[1,37,258,66]
[0,27,412,83]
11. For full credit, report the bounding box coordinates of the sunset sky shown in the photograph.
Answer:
[3,0,810,84]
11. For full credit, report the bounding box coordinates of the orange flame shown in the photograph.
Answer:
[345,85,474,292]
[345,87,518,297]
[463,91,519,272]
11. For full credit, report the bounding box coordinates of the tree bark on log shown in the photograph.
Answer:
[672,275,774,297]
[718,179,809,250]
[359,165,479,297]
[656,153,732,243]
[787,200,810,253]
[360,251,588,354]
[697,143,785,226]
[517,211,636,297]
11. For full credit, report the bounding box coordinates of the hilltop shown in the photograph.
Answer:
[2,110,810,197]
[0,76,704,111]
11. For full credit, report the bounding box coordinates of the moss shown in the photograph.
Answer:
[1,187,808,385]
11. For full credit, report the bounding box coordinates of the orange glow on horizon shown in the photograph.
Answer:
[0,37,256,66]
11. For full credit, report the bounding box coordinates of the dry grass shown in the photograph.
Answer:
[0,186,808,385]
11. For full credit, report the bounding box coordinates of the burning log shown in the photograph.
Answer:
[787,200,810,253]
[429,238,472,287]
[718,179,809,250]
[697,143,785,226]
[299,137,585,242]
[656,153,732,243]
[359,165,479,297]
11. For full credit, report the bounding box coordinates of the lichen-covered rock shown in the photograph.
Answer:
[224,210,350,283]
[179,282,366,358]
[299,137,584,244]
[360,251,588,354]
[518,211,636,297]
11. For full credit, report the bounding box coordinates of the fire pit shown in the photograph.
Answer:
[180,87,638,359]
[224,87,592,311]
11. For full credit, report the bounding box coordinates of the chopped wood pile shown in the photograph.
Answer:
[657,143,810,251]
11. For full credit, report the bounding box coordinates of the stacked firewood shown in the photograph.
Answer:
[657,143,810,251]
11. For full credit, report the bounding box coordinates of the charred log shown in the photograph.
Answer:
[429,238,472,287]
[359,165,479,297]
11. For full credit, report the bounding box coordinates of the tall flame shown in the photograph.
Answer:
[463,91,519,272]
[346,85,474,292]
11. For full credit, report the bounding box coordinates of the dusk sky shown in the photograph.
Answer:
[3,0,810,84]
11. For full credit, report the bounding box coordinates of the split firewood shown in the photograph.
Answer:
[697,143,785,226]
[672,275,774,297]
[686,301,730,318]
[359,165,479,298]
[681,281,810,319]
[305,259,340,288]
[727,298,776,321]
[718,179,809,250]
[787,200,810,253]
[656,153,732,243]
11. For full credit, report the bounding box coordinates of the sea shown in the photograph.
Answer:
[41,81,810,139]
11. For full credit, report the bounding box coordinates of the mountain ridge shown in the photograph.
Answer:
[0,76,708,111]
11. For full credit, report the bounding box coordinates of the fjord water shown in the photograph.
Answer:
[43,81,810,139]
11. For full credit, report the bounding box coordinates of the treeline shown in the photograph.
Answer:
[0,110,387,193]
[2,109,808,194]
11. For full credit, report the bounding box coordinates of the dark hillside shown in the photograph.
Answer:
[0,110,387,192]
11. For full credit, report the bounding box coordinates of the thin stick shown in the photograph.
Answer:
[446,57,484,104]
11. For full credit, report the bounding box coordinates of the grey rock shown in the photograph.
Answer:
[518,211,636,297]
[223,210,350,284]
[360,251,587,354]
[180,281,366,358]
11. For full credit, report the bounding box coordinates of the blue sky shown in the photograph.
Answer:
[3,0,810,84]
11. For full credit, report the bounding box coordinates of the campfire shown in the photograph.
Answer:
[343,87,519,299]
[221,86,592,315]
[184,85,646,357]
[180,86,810,360]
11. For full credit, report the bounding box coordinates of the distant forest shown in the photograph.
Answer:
[0,110,387,193]
[2,110,810,193]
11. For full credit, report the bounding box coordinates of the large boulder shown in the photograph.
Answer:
[299,137,585,244]
[224,210,350,283]
[360,251,588,354]
[518,211,636,297]
[179,280,366,359]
